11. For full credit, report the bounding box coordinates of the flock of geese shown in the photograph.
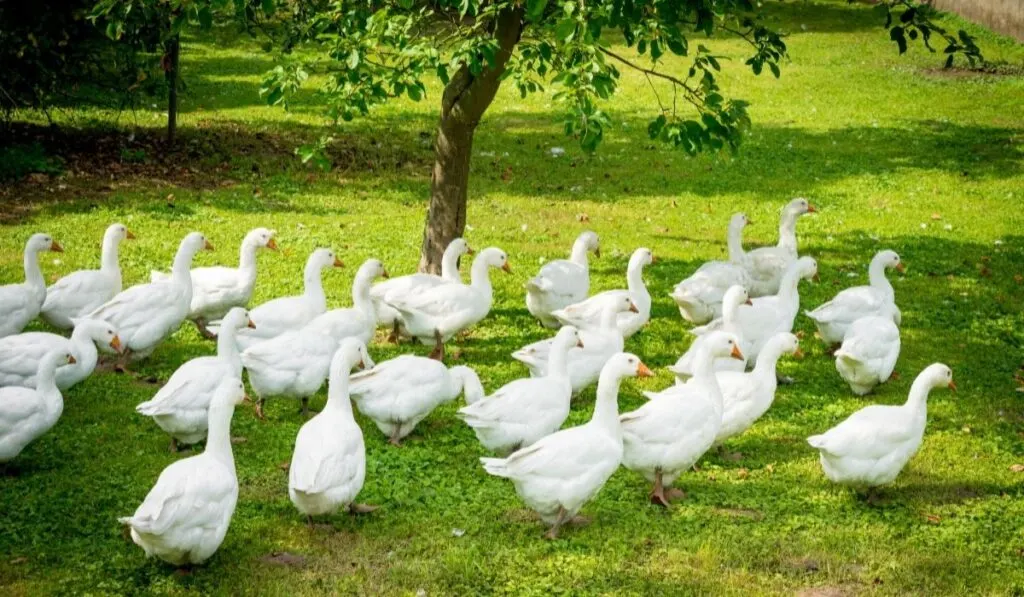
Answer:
[0,198,955,565]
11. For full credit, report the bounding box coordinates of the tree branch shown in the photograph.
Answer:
[598,46,703,112]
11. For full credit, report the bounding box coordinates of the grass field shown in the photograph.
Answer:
[1,1,1024,594]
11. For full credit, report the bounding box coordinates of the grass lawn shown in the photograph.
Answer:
[1,1,1024,594]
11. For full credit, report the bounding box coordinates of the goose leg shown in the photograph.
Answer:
[169,437,179,453]
[427,329,444,361]
[254,397,266,420]
[349,503,379,514]
[113,349,133,374]
[543,507,568,540]
[387,320,401,344]
[388,430,403,446]
[650,470,671,507]
[194,318,217,340]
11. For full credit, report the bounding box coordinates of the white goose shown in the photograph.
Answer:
[306,259,388,348]
[219,248,342,350]
[714,332,801,446]
[621,332,743,506]
[371,237,472,339]
[151,227,277,338]
[808,363,955,495]
[349,356,484,445]
[119,377,247,567]
[834,315,901,396]
[512,294,637,395]
[385,247,510,360]
[525,231,600,328]
[0,319,121,391]
[87,232,213,367]
[481,353,652,539]
[458,326,583,455]
[669,285,751,382]
[807,250,904,347]
[695,257,818,367]
[136,308,253,451]
[670,213,751,324]
[289,339,377,523]
[552,247,653,338]
[0,350,75,463]
[742,198,815,297]
[41,223,132,330]
[0,233,63,338]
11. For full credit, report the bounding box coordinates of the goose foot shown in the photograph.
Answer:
[349,503,379,514]
[543,507,569,540]
[568,515,591,527]
[254,398,266,420]
[649,471,672,508]
[427,330,444,361]
[665,488,687,501]
[299,398,318,418]
[888,371,901,381]
[388,434,403,447]
[169,438,179,453]
[387,321,401,344]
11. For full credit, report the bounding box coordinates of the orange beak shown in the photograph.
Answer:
[895,262,906,274]
[812,273,821,283]
[807,204,817,213]
[67,354,77,365]
[126,230,137,240]
[50,241,64,253]
[333,257,344,268]
[266,238,279,251]
[744,298,753,306]
[628,302,639,313]
[793,347,805,359]
[730,345,745,361]
[636,362,654,378]
[247,318,256,329]
[204,239,215,251]
[381,269,390,279]
[110,335,123,354]
[948,380,957,392]
[594,247,602,258]
[650,254,657,264]
[465,246,475,255]
[502,263,512,274]
[357,359,366,371]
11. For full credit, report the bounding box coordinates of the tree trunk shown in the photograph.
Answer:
[165,34,180,144]
[418,7,524,273]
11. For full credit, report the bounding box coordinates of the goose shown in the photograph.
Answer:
[670,214,751,324]
[551,247,653,338]
[215,248,343,350]
[458,326,583,455]
[240,311,376,420]
[289,339,378,524]
[694,257,818,368]
[621,332,743,506]
[135,308,254,451]
[151,227,277,338]
[741,198,815,297]
[807,363,955,498]
[371,237,472,341]
[0,350,75,463]
[306,259,389,349]
[41,223,133,330]
[119,377,247,568]
[349,356,484,445]
[0,233,63,338]
[714,332,801,446]
[87,232,213,367]
[669,285,752,382]
[806,250,904,348]
[385,247,510,360]
[481,353,652,539]
[525,231,600,328]
[0,319,121,391]
[834,315,901,396]
[512,294,638,395]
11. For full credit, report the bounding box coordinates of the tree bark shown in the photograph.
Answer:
[418,7,524,273]
[165,34,180,144]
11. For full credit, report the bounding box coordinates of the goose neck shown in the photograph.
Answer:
[204,404,236,472]
[569,239,591,268]
[727,225,746,263]
[100,234,121,274]
[303,263,327,306]
[440,248,463,283]
[868,260,894,299]
[238,239,260,272]
[23,247,44,289]
[592,371,624,432]
[469,259,494,296]
[217,324,243,373]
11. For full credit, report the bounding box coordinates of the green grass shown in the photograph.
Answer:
[1,1,1024,594]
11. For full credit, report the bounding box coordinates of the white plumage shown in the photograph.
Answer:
[41,223,131,330]
[834,315,901,396]
[670,285,750,382]
[670,214,751,324]
[0,319,120,391]
[372,237,471,332]
[740,198,815,297]
[0,233,63,338]
[551,247,653,338]
[524,231,599,328]
[0,350,74,462]
[806,249,903,345]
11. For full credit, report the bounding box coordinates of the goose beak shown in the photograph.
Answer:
[502,263,512,274]
[730,345,745,361]
[204,239,215,251]
[636,362,654,378]
[110,335,123,354]
[333,257,344,268]
[126,230,137,240]
[381,269,390,279]
[807,204,817,213]
[576,339,585,349]
[628,302,639,313]
[594,247,601,258]
[793,347,805,359]
[895,262,906,274]
[650,254,657,264]
[357,359,366,371]
[744,298,753,306]
[466,246,475,255]
[266,238,279,251]
[247,318,256,329]
[812,273,821,283]
[948,380,957,392]
[50,241,64,253]
[67,354,77,365]
[242,394,253,404]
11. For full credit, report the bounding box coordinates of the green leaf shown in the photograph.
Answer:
[650,40,663,61]
[261,0,276,16]
[667,38,687,56]
[768,62,780,78]
[527,0,549,21]
[944,54,954,69]
[890,26,907,55]
[648,114,667,139]
[197,7,213,30]
[407,85,422,101]
[555,19,576,42]
[900,8,916,23]
[347,49,360,70]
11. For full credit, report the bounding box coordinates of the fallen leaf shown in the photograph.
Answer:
[924,513,941,524]
[260,552,306,567]
[10,557,27,565]
[931,213,942,220]
[279,461,290,471]
[1010,464,1024,473]
[737,468,749,479]
[576,213,590,223]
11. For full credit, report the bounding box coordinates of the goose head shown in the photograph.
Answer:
[27,233,62,254]
[105,223,135,243]
[784,197,816,216]
[212,377,248,408]
[729,213,751,230]
[919,363,956,393]
[772,332,803,359]
[629,247,655,270]
[577,231,601,258]
[553,325,585,351]
[604,352,654,379]
[704,331,745,361]
[795,256,819,283]
[874,249,905,274]
[310,248,344,270]
[448,237,474,256]
[478,247,511,273]
[355,258,389,283]
[222,307,255,331]
[332,337,370,375]
[245,227,278,251]
[723,285,752,310]
[180,232,214,255]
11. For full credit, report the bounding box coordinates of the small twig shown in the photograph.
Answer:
[598,46,704,111]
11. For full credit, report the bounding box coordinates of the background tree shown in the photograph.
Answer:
[261,0,981,272]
